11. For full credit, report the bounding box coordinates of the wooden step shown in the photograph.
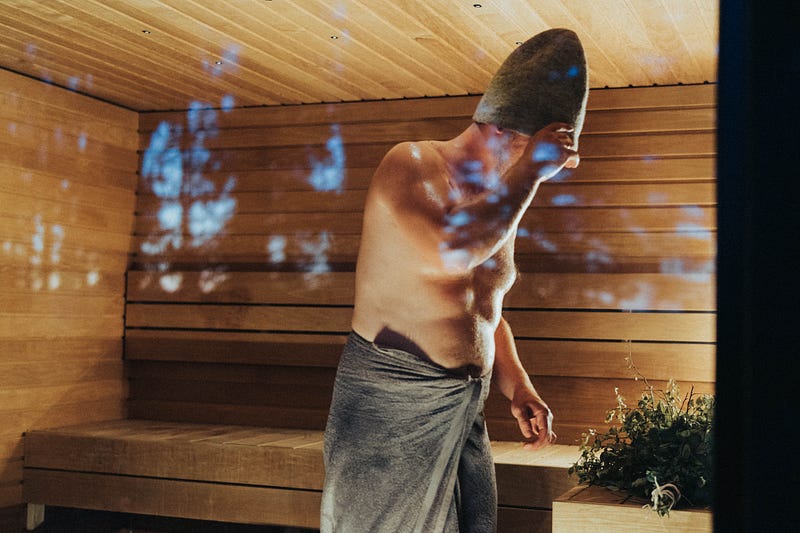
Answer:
[24,419,580,530]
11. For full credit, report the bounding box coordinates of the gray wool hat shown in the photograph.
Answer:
[473,28,589,145]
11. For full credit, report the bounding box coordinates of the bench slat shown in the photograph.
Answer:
[24,424,325,490]
[124,330,346,366]
[130,232,714,266]
[127,400,329,429]
[126,305,714,343]
[131,156,714,199]
[24,470,322,529]
[125,303,353,332]
[24,420,578,528]
[137,106,713,150]
[127,271,714,312]
[125,332,715,382]
[135,204,715,238]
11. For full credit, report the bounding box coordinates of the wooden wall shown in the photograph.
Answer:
[0,69,137,526]
[128,84,716,444]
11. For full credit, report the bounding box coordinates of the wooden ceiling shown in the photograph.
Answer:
[0,1,718,112]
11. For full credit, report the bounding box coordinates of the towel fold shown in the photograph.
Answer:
[321,331,496,532]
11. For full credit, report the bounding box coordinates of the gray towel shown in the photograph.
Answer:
[321,332,496,533]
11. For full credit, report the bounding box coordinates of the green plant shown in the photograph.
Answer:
[569,359,715,516]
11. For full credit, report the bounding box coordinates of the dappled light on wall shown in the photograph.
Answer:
[137,99,238,294]
[308,125,346,194]
[1,96,111,295]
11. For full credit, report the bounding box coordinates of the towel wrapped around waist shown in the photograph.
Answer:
[321,331,496,533]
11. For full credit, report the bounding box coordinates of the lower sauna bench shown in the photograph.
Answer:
[23,419,579,532]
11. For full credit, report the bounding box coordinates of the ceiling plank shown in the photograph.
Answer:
[0,0,719,111]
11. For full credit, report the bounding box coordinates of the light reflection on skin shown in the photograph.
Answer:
[435,132,531,268]
[482,258,498,270]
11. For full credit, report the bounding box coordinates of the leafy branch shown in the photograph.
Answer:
[569,353,715,516]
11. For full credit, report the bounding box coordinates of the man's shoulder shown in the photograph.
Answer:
[378,141,443,178]
[370,141,449,207]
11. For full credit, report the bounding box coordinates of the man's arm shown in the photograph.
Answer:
[492,317,556,449]
[439,123,577,271]
[374,124,577,274]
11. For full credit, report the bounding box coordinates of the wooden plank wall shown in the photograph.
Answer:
[129,84,716,445]
[0,69,137,526]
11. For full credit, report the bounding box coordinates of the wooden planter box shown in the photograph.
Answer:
[553,484,712,532]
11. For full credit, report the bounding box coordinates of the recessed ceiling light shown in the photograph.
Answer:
[215,61,222,65]
[473,3,482,7]
[330,35,339,40]
[142,29,151,34]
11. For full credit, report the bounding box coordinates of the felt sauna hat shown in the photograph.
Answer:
[473,28,589,145]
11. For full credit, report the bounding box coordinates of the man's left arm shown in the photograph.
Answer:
[492,317,556,449]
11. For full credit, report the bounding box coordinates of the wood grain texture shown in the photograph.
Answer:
[127,270,714,310]
[126,85,717,447]
[23,420,578,527]
[3,55,722,530]
[484,376,715,444]
[0,505,24,533]
[24,425,326,490]
[553,484,712,532]
[0,68,136,509]
[24,470,322,528]
[0,2,717,111]
[497,507,551,533]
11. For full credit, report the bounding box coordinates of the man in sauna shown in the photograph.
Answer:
[322,29,588,532]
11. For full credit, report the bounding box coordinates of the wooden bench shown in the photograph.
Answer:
[24,419,578,531]
[23,268,581,532]
[21,84,716,531]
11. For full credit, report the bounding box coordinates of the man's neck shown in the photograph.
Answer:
[443,123,503,178]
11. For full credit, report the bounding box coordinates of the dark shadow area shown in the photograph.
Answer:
[37,507,318,533]
[716,1,800,531]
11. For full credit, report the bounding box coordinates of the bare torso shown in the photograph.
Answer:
[351,140,519,372]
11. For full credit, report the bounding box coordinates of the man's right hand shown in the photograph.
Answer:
[527,122,580,181]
